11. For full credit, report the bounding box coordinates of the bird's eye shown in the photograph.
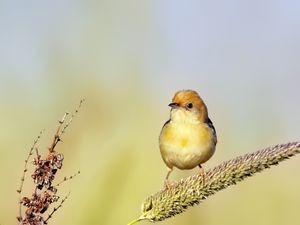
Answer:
[186,102,193,109]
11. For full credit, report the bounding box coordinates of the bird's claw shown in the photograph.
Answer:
[164,179,177,189]
[198,167,206,183]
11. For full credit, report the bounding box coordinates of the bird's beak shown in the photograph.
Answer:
[168,102,180,108]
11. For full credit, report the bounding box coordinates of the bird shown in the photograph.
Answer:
[159,90,217,188]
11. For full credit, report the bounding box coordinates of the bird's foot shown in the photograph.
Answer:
[198,166,206,183]
[164,179,177,189]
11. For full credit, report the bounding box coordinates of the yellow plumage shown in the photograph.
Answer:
[159,90,217,187]
[160,113,215,170]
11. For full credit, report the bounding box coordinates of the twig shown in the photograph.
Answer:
[18,99,84,224]
[48,113,68,152]
[17,130,44,220]
[129,142,300,223]
[35,147,41,160]
[43,192,71,224]
[60,99,85,136]
[55,171,80,187]
[17,130,44,194]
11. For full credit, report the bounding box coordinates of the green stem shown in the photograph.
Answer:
[127,217,143,225]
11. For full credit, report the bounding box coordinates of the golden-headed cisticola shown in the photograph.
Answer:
[159,90,217,188]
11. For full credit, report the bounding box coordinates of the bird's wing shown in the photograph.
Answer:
[162,119,171,128]
[207,117,217,144]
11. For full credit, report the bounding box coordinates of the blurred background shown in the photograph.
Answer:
[1,1,300,225]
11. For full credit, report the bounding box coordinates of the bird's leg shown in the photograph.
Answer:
[164,167,174,189]
[198,164,206,182]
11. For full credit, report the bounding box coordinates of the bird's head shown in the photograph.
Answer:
[168,90,208,123]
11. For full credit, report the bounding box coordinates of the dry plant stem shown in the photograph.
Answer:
[43,192,70,224]
[132,142,300,223]
[17,130,44,193]
[17,130,44,219]
[18,99,84,225]
[49,113,68,152]
[55,171,80,187]
[48,99,85,152]
[60,99,85,136]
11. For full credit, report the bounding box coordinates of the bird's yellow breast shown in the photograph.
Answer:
[159,121,215,170]
[161,122,212,149]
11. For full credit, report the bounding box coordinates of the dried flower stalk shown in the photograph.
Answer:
[129,142,300,224]
[17,99,84,225]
